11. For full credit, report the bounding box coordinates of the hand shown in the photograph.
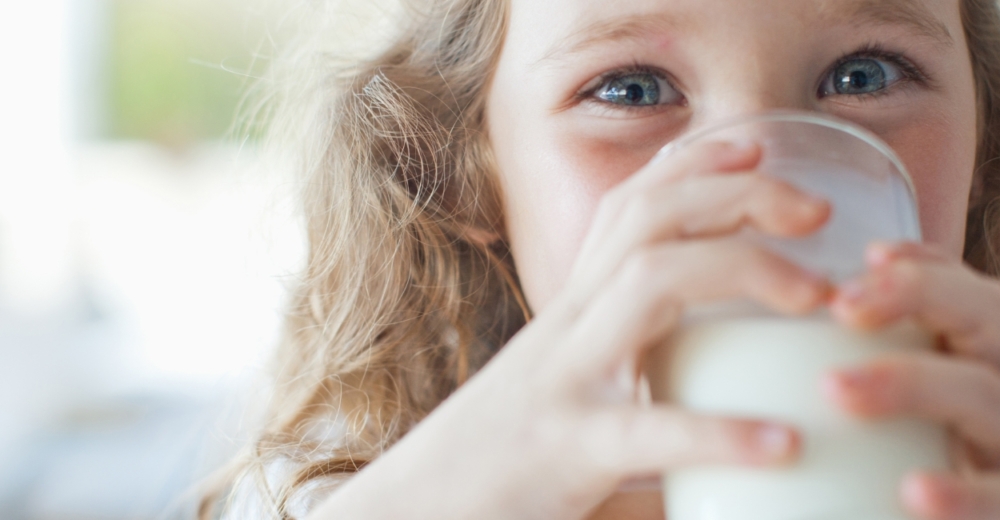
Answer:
[826,241,1000,520]
[308,141,831,520]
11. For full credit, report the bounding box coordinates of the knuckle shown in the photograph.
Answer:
[748,173,783,194]
[528,411,588,470]
[887,359,917,402]
[881,357,963,414]
[664,142,727,177]
[577,411,626,470]
[742,245,784,278]
[614,249,684,326]
[892,259,927,293]
[678,141,719,165]
[741,245,825,310]
[621,192,659,230]
[621,249,662,286]
[530,411,572,449]
[715,420,759,459]
[748,175,792,202]
[751,244,782,268]
[971,364,1000,408]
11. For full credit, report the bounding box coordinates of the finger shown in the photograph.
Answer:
[576,406,800,477]
[572,172,830,299]
[572,140,763,287]
[615,476,662,492]
[630,140,763,189]
[866,241,957,268]
[561,240,830,378]
[620,172,830,242]
[831,250,1000,366]
[822,354,1000,460]
[901,471,1000,520]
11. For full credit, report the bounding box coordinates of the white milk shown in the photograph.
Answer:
[647,315,949,520]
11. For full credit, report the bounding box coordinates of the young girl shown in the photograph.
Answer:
[207,0,1000,518]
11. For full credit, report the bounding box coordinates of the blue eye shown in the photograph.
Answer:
[821,57,905,97]
[595,73,673,106]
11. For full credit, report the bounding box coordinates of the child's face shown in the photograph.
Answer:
[486,0,978,311]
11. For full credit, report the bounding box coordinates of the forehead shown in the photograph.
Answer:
[506,0,959,59]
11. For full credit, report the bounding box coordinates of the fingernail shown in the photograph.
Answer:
[866,242,896,268]
[833,276,897,330]
[822,368,874,401]
[797,195,830,217]
[830,282,874,329]
[837,280,867,304]
[712,140,758,161]
[730,140,758,153]
[820,373,843,400]
[901,473,933,513]
[757,425,794,455]
[901,473,966,517]
[833,368,875,389]
[826,367,897,415]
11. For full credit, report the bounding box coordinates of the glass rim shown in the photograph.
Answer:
[657,110,918,200]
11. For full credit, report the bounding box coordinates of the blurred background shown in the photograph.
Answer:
[0,1,304,518]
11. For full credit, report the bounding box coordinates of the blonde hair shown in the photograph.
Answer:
[204,0,1000,517]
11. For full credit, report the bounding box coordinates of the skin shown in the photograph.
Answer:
[308,0,1000,519]
[490,0,976,309]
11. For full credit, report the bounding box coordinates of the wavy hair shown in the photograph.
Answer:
[204,0,1000,517]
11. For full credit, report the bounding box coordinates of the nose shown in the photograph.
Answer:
[690,47,820,131]
[667,61,828,157]
[697,88,818,131]
[660,52,821,155]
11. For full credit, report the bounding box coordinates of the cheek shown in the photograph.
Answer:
[543,132,662,246]
[498,125,669,311]
[551,132,664,201]
[881,110,976,256]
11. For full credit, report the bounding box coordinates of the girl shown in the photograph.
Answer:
[207,0,1000,518]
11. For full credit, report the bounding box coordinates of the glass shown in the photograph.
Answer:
[645,111,949,520]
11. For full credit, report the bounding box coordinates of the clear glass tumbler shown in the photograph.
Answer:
[645,111,949,520]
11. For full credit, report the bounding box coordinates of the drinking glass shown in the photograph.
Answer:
[645,111,949,520]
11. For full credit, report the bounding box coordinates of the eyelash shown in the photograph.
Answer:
[575,63,678,112]
[820,42,930,98]
[578,43,931,110]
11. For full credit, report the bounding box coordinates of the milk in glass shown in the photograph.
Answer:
[648,315,948,520]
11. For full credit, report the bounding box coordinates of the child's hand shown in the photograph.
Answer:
[308,141,831,520]
[827,242,1000,520]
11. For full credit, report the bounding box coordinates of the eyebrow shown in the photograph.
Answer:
[821,0,953,46]
[539,0,952,65]
[539,13,690,64]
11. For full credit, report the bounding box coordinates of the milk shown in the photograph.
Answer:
[647,315,949,520]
